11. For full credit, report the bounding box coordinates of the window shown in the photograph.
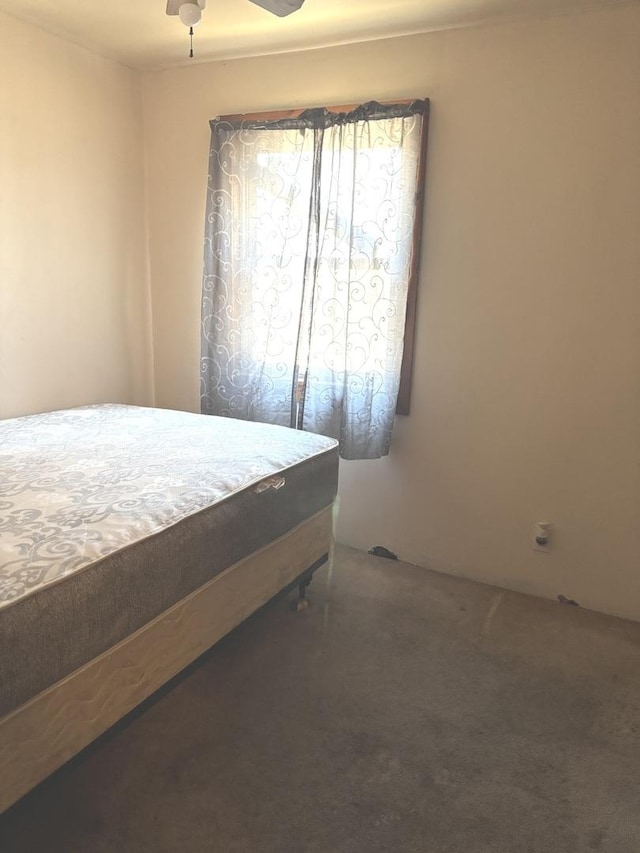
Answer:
[201,100,429,459]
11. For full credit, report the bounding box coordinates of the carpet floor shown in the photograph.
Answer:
[2,545,640,852]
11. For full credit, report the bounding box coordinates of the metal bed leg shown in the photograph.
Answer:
[290,553,328,613]
[296,576,312,611]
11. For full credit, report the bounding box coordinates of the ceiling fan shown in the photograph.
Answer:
[167,0,306,56]
[166,0,305,16]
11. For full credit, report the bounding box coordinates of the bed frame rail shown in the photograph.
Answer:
[0,505,334,814]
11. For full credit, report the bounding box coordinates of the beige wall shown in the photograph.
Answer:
[143,6,640,620]
[0,12,153,419]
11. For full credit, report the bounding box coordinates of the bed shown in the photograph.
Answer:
[0,404,338,813]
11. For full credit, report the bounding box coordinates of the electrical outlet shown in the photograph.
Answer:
[533,521,551,552]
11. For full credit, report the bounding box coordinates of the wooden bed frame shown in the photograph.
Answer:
[0,505,334,814]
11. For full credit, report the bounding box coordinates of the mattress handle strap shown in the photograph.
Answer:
[253,476,287,494]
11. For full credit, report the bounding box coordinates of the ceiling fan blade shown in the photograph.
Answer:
[248,0,306,16]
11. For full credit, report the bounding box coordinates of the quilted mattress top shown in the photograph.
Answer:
[0,404,337,610]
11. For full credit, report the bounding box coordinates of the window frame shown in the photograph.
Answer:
[217,99,430,416]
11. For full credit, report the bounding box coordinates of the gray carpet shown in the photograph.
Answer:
[2,545,640,852]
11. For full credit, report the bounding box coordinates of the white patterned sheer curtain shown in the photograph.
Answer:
[201,102,427,459]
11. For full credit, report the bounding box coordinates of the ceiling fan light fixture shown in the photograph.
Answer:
[166,0,307,59]
[178,2,202,27]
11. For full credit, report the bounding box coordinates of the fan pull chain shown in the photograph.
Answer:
[189,26,194,58]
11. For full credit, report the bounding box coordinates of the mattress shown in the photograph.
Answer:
[0,405,338,717]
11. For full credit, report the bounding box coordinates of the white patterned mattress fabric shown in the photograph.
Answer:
[0,404,338,610]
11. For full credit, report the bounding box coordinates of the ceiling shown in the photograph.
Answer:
[0,0,634,69]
